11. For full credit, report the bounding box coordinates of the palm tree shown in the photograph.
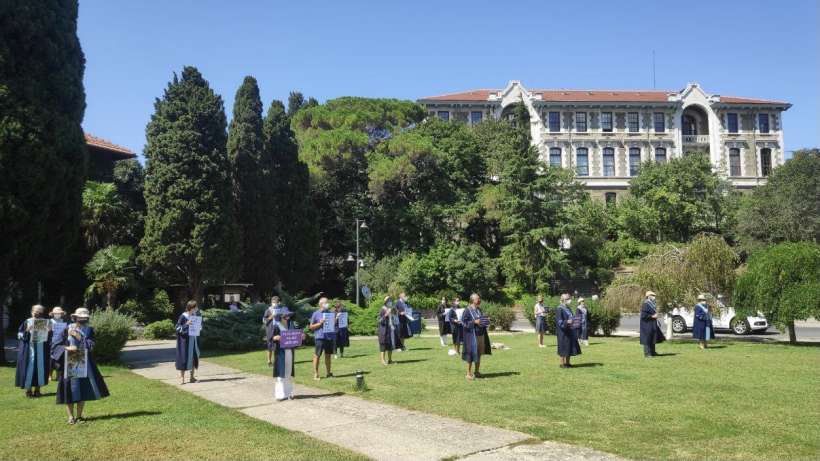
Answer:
[81,181,125,252]
[85,245,135,309]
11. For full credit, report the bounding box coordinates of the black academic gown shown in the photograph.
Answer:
[448,306,463,345]
[639,300,664,345]
[175,313,200,371]
[436,303,451,335]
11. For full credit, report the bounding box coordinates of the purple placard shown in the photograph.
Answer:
[479,316,490,327]
[279,330,303,349]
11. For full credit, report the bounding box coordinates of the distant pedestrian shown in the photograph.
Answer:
[448,297,463,355]
[15,304,51,397]
[692,294,714,349]
[396,292,413,350]
[436,297,451,347]
[263,296,281,366]
[534,295,548,348]
[175,300,200,384]
[334,301,349,358]
[576,297,589,347]
[556,294,581,368]
[378,296,400,365]
[309,297,335,380]
[271,307,301,401]
[639,291,664,357]
[462,293,491,380]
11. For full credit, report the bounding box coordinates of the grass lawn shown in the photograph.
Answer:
[0,363,367,461]
[205,334,820,461]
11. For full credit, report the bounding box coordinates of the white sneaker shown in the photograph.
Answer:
[538,344,545,348]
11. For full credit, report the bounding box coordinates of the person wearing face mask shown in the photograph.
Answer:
[448,297,463,356]
[56,308,109,424]
[271,307,302,401]
[534,295,548,348]
[333,301,349,359]
[435,296,451,347]
[15,304,51,397]
[378,296,400,365]
[264,296,281,366]
[395,292,413,351]
[461,293,491,380]
[575,297,589,347]
[556,294,581,368]
[49,307,68,381]
[692,294,714,350]
[309,297,335,380]
[640,291,664,357]
[175,300,200,384]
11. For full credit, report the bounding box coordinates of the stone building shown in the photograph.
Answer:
[418,81,790,203]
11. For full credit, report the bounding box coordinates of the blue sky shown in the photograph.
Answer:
[78,0,819,160]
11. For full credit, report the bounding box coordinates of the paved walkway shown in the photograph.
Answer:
[121,341,624,461]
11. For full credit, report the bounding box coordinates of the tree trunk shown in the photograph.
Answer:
[189,274,203,307]
[107,289,113,310]
[787,320,797,344]
[0,301,6,364]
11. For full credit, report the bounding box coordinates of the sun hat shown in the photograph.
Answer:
[71,307,91,320]
[697,294,707,301]
[645,291,656,297]
[50,307,65,316]
[578,297,585,303]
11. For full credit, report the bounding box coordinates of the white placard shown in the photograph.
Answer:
[188,315,202,337]
[337,312,348,329]
[30,318,49,343]
[442,308,451,318]
[456,308,465,321]
[404,307,413,318]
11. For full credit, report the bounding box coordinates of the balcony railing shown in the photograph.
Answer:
[683,134,709,144]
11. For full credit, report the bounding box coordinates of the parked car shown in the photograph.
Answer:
[670,305,768,335]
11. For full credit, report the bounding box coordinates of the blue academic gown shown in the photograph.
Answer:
[576,305,589,340]
[271,322,296,378]
[556,305,581,357]
[461,308,491,363]
[448,306,463,345]
[56,324,110,404]
[50,319,68,374]
[396,300,413,339]
[639,300,664,345]
[15,319,51,389]
[377,308,401,351]
[692,303,714,340]
[175,313,200,371]
[335,309,350,349]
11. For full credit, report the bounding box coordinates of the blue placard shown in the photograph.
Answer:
[322,312,335,334]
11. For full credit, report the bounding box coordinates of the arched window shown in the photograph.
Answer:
[683,115,698,135]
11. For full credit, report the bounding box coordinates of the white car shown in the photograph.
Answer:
[670,306,769,335]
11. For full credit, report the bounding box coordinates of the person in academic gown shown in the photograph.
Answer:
[448,297,463,355]
[692,294,714,349]
[56,308,110,424]
[334,301,350,358]
[435,297,451,347]
[378,297,401,365]
[49,307,69,381]
[175,300,200,384]
[639,291,664,357]
[271,307,302,401]
[461,293,491,380]
[556,294,581,368]
[263,296,281,366]
[15,304,51,397]
[396,293,412,350]
[534,295,548,348]
[576,297,589,347]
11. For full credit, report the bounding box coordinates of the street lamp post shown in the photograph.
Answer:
[347,219,367,306]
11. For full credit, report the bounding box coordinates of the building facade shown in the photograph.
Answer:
[418,81,790,203]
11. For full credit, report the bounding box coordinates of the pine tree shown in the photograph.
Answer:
[287,91,305,117]
[140,67,239,303]
[263,100,319,291]
[0,0,87,323]
[228,76,277,297]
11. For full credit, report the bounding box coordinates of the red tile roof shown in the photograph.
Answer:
[85,133,136,158]
[419,90,496,101]
[717,96,789,105]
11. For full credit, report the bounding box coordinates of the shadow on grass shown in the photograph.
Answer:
[478,371,520,378]
[337,354,368,359]
[390,359,428,364]
[653,353,678,357]
[406,347,432,351]
[704,345,727,349]
[292,392,344,400]
[569,363,603,368]
[194,376,245,383]
[35,392,57,397]
[85,410,161,421]
[765,341,820,348]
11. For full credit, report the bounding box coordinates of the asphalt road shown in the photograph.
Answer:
[616,314,820,341]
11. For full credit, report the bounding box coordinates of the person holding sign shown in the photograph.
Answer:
[448,297,463,355]
[576,297,589,347]
[334,301,350,359]
[461,293,491,380]
[271,307,303,400]
[15,304,51,397]
[49,307,68,381]
[175,300,200,384]
[56,308,109,424]
[378,296,401,365]
[264,296,282,366]
[556,294,581,368]
[396,293,413,350]
[309,297,335,380]
[534,295,548,348]
[436,297,451,347]
[692,294,714,350]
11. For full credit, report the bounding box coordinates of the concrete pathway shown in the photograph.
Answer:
[121,341,624,461]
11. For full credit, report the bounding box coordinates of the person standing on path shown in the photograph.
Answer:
[334,301,349,359]
[576,297,589,347]
[462,293,491,380]
[639,291,664,357]
[436,296,451,347]
[534,295,548,348]
[263,296,281,366]
[309,297,335,380]
[271,307,301,400]
[175,300,200,384]
[448,296,463,355]
[15,304,51,397]
[556,294,581,368]
[378,296,400,365]
[56,308,109,424]
[692,294,714,350]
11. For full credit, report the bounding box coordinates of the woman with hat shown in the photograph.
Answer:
[56,307,110,424]
[49,307,69,380]
[15,304,51,397]
[575,297,589,347]
[461,293,491,380]
[175,300,200,384]
[640,291,664,357]
[555,294,581,368]
[270,306,302,400]
[692,294,714,349]
[264,296,282,366]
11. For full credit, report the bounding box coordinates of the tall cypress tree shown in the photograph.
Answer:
[287,91,305,117]
[263,100,319,291]
[0,0,87,322]
[140,67,239,303]
[228,76,277,297]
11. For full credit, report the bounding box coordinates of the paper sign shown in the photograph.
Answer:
[188,315,202,337]
[279,330,303,349]
[322,313,335,334]
[404,307,413,318]
[65,348,88,379]
[337,312,348,329]
[30,319,49,343]
[479,316,490,327]
[442,308,451,319]
[51,321,67,339]
[456,308,465,321]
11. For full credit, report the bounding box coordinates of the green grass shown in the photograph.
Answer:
[0,364,368,461]
[205,335,820,461]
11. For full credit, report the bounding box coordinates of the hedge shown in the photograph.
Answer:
[90,308,136,362]
[143,319,175,339]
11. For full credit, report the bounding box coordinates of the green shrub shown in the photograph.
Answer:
[393,243,500,298]
[347,296,383,336]
[586,298,621,336]
[407,295,440,316]
[479,302,515,331]
[90,308,136,362]
[118,289,174,324]
[143,319,176,339]
[520,295,560,331]
[199,303,267,351]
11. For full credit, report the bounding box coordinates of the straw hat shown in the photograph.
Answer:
[645,291,656,297]
[50,307,65,316]
[578,297,585,303]
[71,307,91,320]
[697,294,707,301]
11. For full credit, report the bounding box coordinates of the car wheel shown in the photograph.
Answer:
[671,316,687,334]
[731,318,750,335]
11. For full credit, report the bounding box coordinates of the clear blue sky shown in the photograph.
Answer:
[78,0,819,160]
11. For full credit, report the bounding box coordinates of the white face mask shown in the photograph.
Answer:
[53,314,63,320]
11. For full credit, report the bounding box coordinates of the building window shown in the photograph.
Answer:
[627,112,640,132]
[760,148,772,176]
[576,148,589,176]
[437,111,449,121]
[575,112,587,132]
[549,147,562,168]
[548,111,561,132]
[729,148,741,176]
[629,147,641,176]
[758,113,770,133]
[727,113,738,133]
[602,147,615,177]
[601,112,613,132]
[470,111,482,125]
[605,192,617,207]
[653,113,665,133]
[655,147,667,164]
